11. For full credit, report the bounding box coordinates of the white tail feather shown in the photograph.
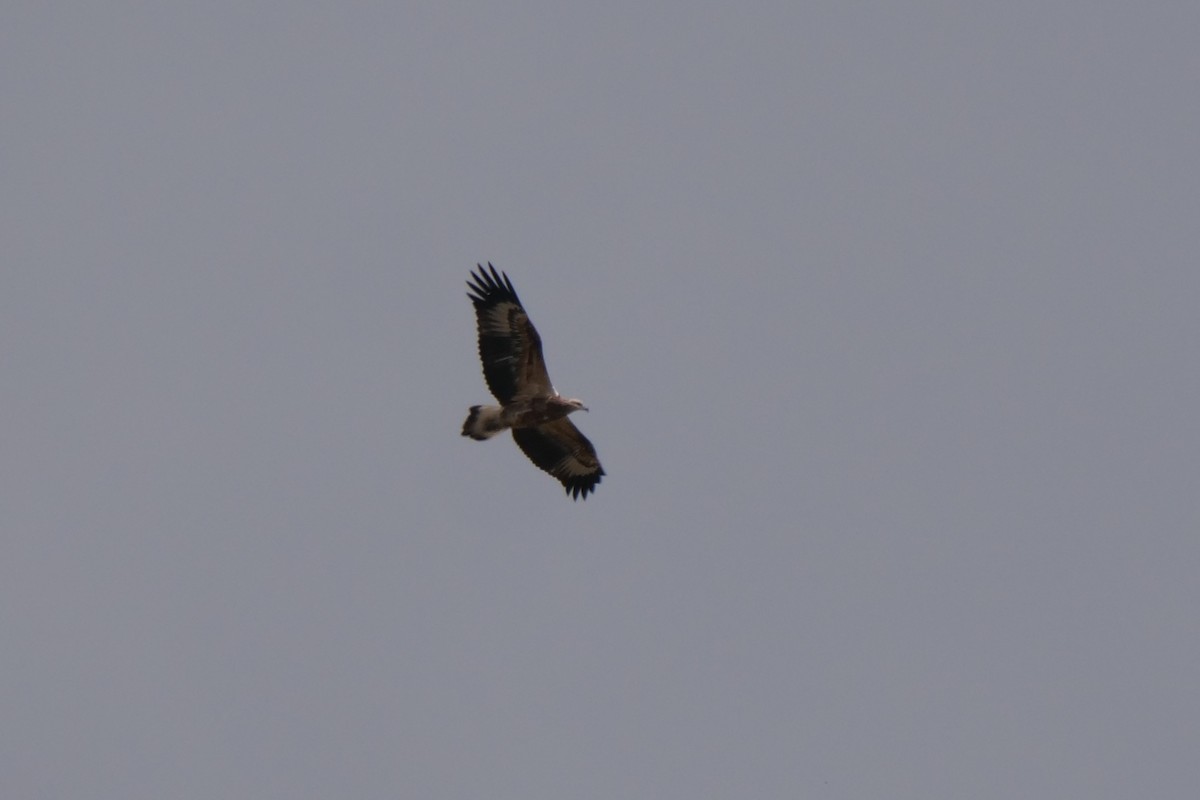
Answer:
[461,405,506,440]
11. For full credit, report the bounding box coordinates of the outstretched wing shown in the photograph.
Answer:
[466,263,553,403]
[512,419,605,500]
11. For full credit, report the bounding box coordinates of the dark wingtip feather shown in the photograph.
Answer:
[563,472,602,500]
[466,263,521,307]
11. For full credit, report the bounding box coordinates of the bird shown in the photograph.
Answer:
[461,263,604,500]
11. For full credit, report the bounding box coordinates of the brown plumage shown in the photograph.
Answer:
[461,264,604,500]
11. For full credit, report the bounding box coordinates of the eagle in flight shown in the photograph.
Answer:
[461,264,604,500]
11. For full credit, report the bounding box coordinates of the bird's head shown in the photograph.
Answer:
[564,398,589,413]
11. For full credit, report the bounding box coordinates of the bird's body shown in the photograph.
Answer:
[461,264,604,500]
[462,395,585,440]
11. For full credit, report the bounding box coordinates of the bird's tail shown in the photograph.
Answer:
[461,405,506,440]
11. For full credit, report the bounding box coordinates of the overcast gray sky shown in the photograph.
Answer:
[4,2,1198,798]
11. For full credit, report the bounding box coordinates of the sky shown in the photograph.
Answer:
[3,2,1198,798]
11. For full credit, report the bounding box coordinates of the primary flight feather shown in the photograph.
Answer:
[461,264,604,500]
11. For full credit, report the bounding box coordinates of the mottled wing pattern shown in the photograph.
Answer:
[466,263,553,403]
[512,419,605,500]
